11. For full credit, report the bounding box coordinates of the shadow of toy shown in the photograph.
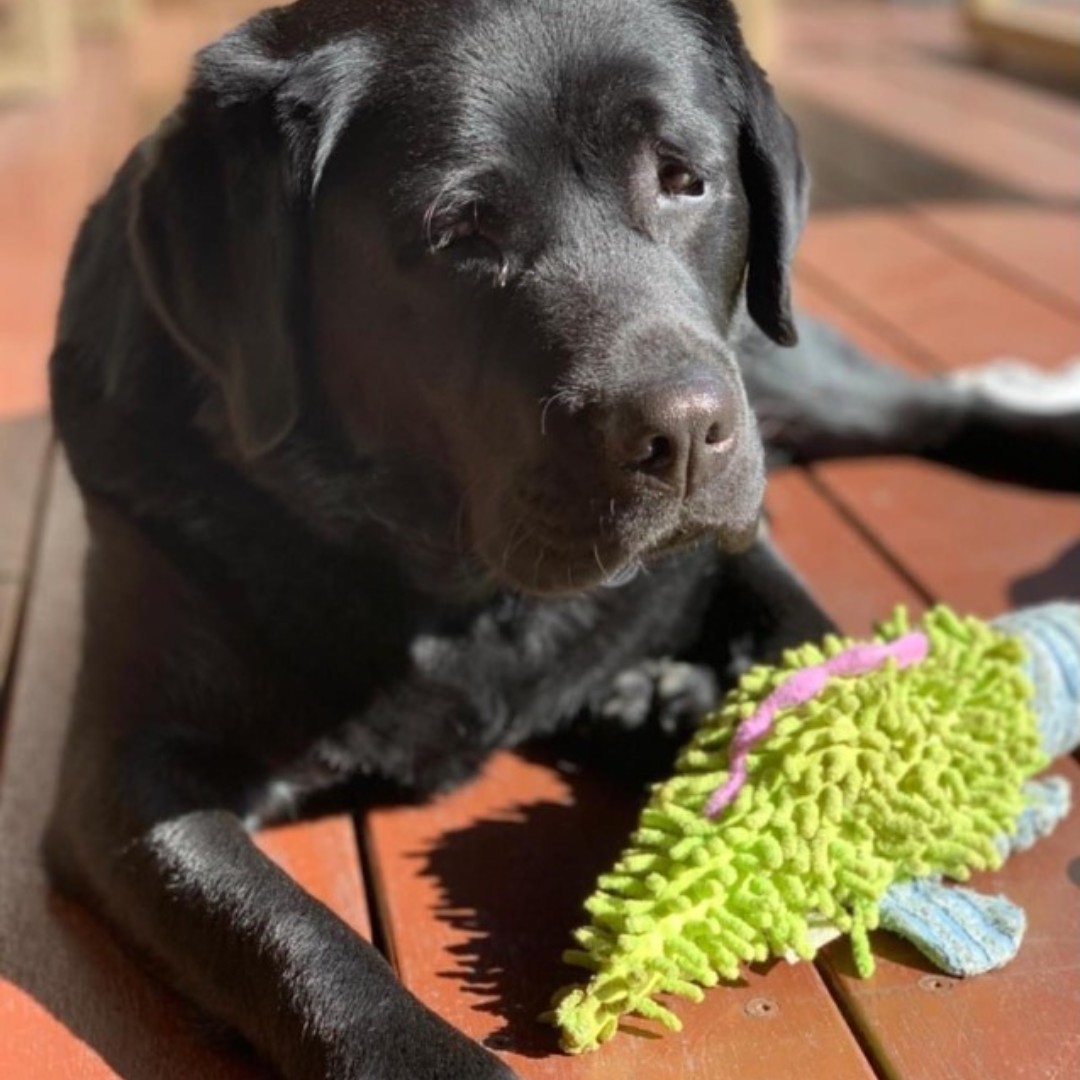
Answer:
[1010,539,1080,607]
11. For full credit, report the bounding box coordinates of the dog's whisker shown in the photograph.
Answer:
[453,495,469,553]
[592,542,610,581]
[499,513,533,570]
[512,521,540,561]
[538,387,573,437]
[539,396,554,436]
[532,542,547,586]
[451,476,484,555]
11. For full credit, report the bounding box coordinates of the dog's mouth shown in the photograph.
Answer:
[470,511,759,597]
[462,416,766,596]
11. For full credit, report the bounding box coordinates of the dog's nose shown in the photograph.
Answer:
[601,377,736,495]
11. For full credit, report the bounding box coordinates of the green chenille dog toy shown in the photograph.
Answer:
[548,603,1080,1055]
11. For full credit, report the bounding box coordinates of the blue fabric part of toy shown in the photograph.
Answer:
[876,603,1078,976]
[994,602,1080,758]
[879,879,1027,976]
[996,777,1073,857]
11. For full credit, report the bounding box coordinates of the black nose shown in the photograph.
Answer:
[601,377,737,495]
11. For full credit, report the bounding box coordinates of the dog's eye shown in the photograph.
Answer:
[430,202,504,260]
[428,203,509,284]
[434,215,481,249]
[658,161,706,199]
[432,216,479,249]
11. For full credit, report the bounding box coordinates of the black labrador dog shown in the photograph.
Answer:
[45,1,1080,1078]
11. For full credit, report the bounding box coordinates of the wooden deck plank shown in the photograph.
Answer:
[784,93,1080,316]
[778,2,963,59]
[766,469,928,633]
[0,415,51,579]
[813,457,1080,616]
[799,214,1080,371]
[365,749,878,1080]
[794,252,1080,617]
[819,758,1080,1080]
[875,56,1080,149]
[782,61,1080,202]
[913,204,1080,320]
[0,415,52,705]
[784,90,1040,215]
[0,458,370,1080]
[0,42,139,422]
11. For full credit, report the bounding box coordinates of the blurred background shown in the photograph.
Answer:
[1,0,1078,422]
[0,0,1077,426]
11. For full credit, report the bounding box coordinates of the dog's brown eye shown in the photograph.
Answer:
[430,200,507,259]
[658,161,706,198]
[435,216,480,248]
[429,203,508,283]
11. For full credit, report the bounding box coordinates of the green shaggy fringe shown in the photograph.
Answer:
[548,606,1046,1054]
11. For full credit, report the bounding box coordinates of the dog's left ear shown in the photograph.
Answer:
[737,56,808,348]
[130,13,378,457]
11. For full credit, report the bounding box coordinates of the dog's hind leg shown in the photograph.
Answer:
[744,314,1080,492]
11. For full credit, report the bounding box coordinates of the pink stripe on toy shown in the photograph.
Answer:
[703,632,929,819]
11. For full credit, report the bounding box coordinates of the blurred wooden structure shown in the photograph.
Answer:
[736,0,778,66]
[964,0,1080,80]
[0,2,1078,1078]
[0,0,74,97]
[0,0,138,99]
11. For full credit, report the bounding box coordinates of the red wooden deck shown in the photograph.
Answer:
[1,3,1078,1078]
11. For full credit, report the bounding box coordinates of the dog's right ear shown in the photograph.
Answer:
[130,13,378,458]
[737,57,808,349]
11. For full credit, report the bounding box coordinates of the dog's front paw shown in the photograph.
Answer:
[650,658,721,736]
[558,660,721,786]
[598,658,719,737]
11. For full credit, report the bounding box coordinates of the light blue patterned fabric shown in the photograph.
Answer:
[878,603,1079,976]
[994,602,1080,758]
[879,880,1027,975]
[997,777,1073,857]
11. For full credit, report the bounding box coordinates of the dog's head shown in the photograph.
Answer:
[131,0,807,596]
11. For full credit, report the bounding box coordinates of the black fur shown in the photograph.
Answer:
[44,2,1080,1078]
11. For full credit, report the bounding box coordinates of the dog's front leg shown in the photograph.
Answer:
[50,800,514,1080]
[43,506,516,1080]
